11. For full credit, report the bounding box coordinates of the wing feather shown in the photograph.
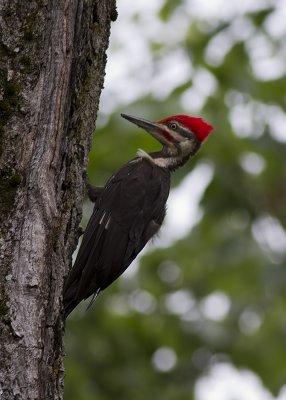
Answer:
[63,158,170,316]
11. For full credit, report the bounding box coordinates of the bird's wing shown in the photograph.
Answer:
[63,159,170,312]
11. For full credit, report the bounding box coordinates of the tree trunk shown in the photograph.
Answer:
[0,0,116,398]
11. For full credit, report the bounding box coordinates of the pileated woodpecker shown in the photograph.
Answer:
[63,113,213,317]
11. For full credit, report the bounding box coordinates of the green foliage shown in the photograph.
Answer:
[65,2,286,399]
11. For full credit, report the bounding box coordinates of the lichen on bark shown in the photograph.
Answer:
[0,0,117,398]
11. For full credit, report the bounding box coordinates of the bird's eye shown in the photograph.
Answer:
[170,122,177,130]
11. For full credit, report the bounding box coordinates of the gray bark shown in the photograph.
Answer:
[0,0,116,399]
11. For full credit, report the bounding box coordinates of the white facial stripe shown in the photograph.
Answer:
[152,157,177,168]
[164,123,193,142]
[137,149,182,169]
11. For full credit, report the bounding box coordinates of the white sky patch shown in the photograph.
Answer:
[181,87,206,114]
[156,162,214,247]
[240,152,266,175]
[181,68,218,112]
[267,106,286,143]
[100,0,191,114]
[99,0,286,117]
[99,1,160,113]
[250,56,286,81]
[264,4,286,39]
[251,215,286,260]
[246,32,286,81]
[205,17,254,66]
[200,292,231,322]
[239,308,263,335]
[226,93,286,142]
[151,347,177,372]
[205,31,235,67]
[229,102,261,138]
[151,49,192,100]
[129,289,156,314]
[278,386,286,400]
[195,363,276,400]
[185,0,274,21]
[190,68,218,97]
[165,290,196,316]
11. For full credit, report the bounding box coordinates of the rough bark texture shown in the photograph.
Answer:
[0,0,117,399]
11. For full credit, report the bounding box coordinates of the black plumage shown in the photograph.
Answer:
[63,113,213,318]
[63,158,170,317]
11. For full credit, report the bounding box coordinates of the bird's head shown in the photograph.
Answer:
[121,113,214,170]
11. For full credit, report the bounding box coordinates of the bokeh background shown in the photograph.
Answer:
[64,0,286,399]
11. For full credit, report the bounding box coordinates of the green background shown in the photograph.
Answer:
[65,1,286,399]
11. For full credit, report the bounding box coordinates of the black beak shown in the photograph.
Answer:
[121,113,173,146]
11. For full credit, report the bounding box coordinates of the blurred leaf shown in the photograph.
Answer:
[65,1,286,399]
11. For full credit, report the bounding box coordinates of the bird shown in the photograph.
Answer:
[63,113,213,318]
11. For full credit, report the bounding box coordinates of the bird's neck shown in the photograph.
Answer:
[137,142,201,172]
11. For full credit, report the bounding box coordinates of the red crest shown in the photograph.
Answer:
[159,115,214,142]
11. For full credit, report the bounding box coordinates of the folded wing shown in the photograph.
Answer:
[63,158,170,317]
